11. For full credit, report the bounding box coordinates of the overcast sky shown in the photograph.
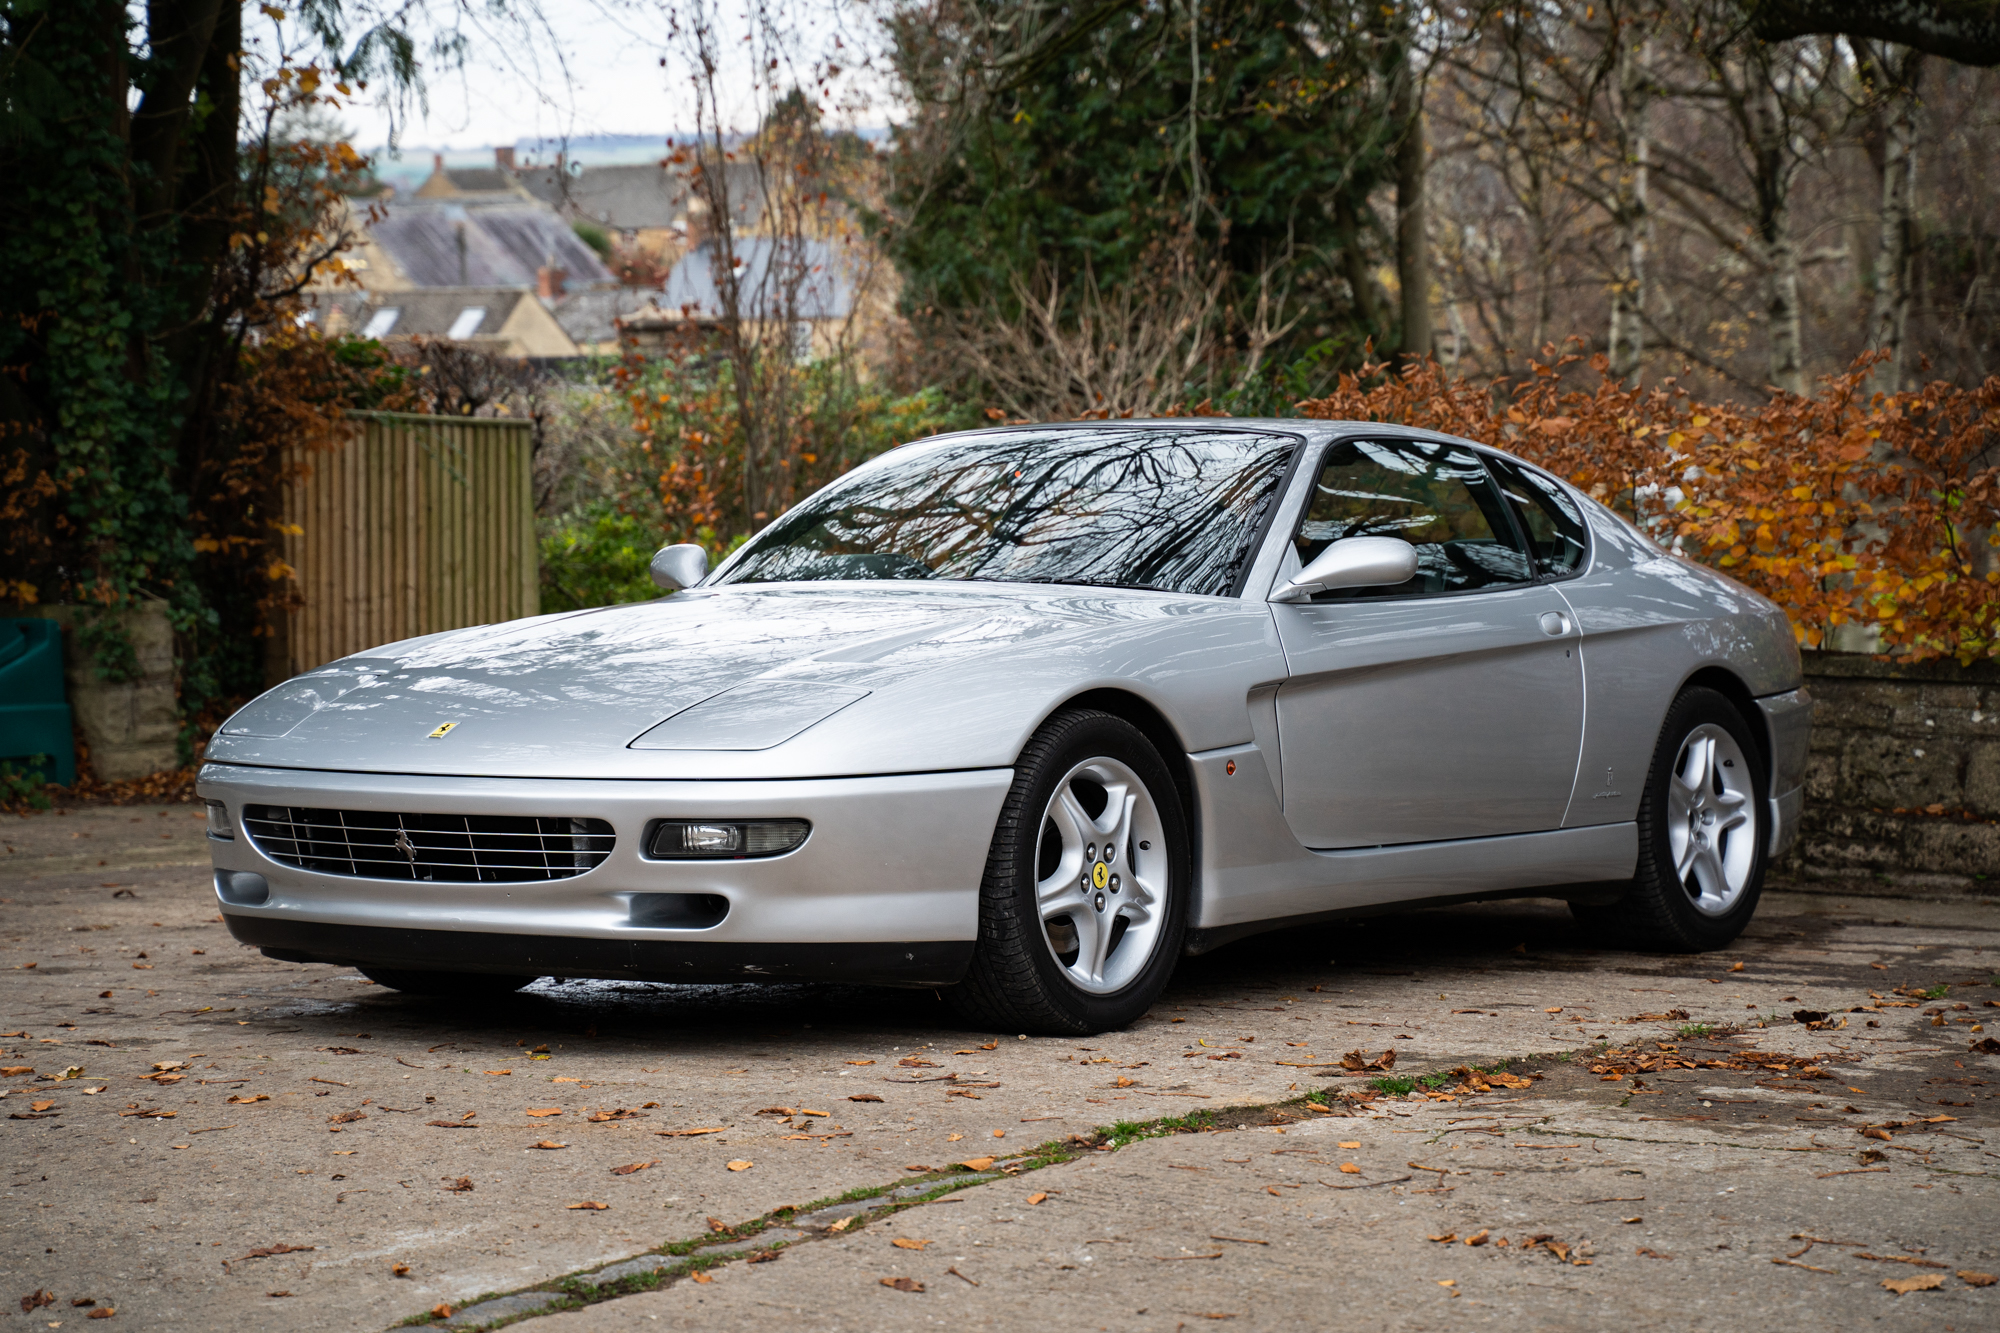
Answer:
[289,1,891,155]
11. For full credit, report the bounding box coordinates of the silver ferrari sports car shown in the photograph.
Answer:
[200,421,1811,1033]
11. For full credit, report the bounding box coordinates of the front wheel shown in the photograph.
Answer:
[947,709,1189,1035]
[1573,686,1768,951]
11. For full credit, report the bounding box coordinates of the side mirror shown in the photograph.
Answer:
[1270,536,1418,602]
[649,543,710,592]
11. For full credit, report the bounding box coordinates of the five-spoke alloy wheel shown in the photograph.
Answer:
[951,709,1189,1034]
[1574,686,1769,951]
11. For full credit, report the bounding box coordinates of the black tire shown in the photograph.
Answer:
[947,709,1190,1035]
[358,967,538,996]
[1573,686,1769,951]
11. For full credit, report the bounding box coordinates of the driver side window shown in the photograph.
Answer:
[1293,439,1533,599]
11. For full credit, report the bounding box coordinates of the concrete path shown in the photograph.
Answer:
[3,804,1995,1330]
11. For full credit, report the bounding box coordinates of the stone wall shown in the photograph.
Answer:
[1777,650,2000,896]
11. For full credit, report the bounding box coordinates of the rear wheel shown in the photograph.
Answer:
[1573,686,1768,951]
[948,709,1189,1035]
[358,967,537,996]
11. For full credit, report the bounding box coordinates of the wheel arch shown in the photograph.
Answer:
[1677,665,1771,778]
[1046,688,1198,829]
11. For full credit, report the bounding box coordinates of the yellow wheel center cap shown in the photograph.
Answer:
[1091,861,1109,889]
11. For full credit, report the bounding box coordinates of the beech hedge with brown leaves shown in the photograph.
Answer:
[1295,353,2000,665]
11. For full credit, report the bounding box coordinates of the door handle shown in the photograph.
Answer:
[1538,611,1572,637]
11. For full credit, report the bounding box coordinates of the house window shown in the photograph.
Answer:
[362,308,400,338]
[447,307,488,339]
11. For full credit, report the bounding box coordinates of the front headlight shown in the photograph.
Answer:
[646,819,809,860]
[204,799,235,841]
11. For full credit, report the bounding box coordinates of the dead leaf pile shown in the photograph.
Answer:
[1337,1049,1396,1073]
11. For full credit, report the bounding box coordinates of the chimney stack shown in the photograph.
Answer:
[537,263,567,301]
[433,152,445,170]
[494,145,516,171]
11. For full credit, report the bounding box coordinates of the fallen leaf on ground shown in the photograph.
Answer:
[1338,1163,1361,1174]
[432,1303,454,1318]
[528,1140,567,1150]
[87,1308,115,1319]
[1027,1192,1048,1205]
[29,1100,54,1112]
[236,1244,314,1261]
[1881,1274,1945,1294]
[690,1272,713,1284]
[566,1201,608,1210]
[326,1109,364,1123]
[1428,1232,1457,1243]
[726,1160,753,1171]
[1338,1141,1360,1149]
[587,1108,643,1122]
[880,1277,923,1292]
[1958,1271,1996,1287]
[391,1264,410,1277]
[229,1094,270,1105]
[897,1056,937,1068]
[656,1126,727,1137]
[526,1107,564,1117]
[611,1160,658,1175]
[846,1059,875,1065]
[892,1238,930,1250]
[847,1093,884,1102]
[425,1120,478,1129]
[20,1289,54,1311]
[485,1070,510,1076]
[1465,1230,1490,1246]
[442,1176,474,1192]
[1337,1048,1395,1072]
[958,1156,995,1171]
[829,1217,854,1233]
[0,1066,32,1077]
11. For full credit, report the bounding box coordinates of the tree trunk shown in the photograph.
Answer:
[1334,193,1384,349]
[1866,46,1922,396]
[1749,74,1805,394]
[1392,43,1430,363]
[1606,33,1651,384]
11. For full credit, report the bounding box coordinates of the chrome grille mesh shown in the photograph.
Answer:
[243,806,613,882]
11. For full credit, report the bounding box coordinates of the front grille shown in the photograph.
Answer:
[244,806,614,882]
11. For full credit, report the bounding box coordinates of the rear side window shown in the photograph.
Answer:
[1292,439,1533,599]
[1486,455,1590,579]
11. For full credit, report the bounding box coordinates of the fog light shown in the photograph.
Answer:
[205,799,234,841]
[647,819,809,859]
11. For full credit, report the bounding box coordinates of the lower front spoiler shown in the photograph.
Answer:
[227,915,974,988]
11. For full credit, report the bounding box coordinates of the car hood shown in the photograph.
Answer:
[204,582,1281,781]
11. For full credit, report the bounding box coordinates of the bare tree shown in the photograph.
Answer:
[1856,40,1925,394]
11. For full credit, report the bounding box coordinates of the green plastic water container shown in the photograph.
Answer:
[0,618,77,786]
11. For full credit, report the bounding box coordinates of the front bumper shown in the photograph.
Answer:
[1755,687,1813,859]
[197,763,1012,985]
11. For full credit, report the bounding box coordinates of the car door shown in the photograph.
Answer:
[1271,437,1584,849]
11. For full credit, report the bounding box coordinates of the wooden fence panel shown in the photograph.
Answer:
[278,412,538,679]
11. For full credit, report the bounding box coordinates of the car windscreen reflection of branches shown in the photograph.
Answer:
[722,431,1294,594]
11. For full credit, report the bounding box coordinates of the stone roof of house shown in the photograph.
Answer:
[660,237,854,322]
[365,198,615,289]
[308,287,534,340]
[517,160,763,233]
[440,167,516,194]
[551,288,672,345]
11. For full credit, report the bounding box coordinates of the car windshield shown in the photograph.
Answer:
[713,428,1299,596]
